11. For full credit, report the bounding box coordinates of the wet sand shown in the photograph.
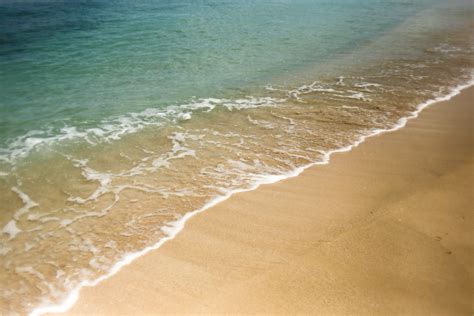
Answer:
[61,87,473,315]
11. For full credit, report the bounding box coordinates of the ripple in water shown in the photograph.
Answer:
[1,1,473,315]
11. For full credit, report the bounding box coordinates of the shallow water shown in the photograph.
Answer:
[0,0,473,314]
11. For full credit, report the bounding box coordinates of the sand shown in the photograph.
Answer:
[60,87,473,315]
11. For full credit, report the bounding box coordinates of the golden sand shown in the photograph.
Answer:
[61,87,473,315]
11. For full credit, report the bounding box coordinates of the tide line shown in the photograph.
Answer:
[31,77,474,316]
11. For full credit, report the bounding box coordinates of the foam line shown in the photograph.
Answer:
[0,96,284,165]
[31,79,473,316]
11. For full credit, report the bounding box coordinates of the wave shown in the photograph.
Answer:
[0,96,285,166]
[30,78,474,316]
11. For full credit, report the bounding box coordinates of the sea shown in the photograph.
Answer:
[0,0,472,314]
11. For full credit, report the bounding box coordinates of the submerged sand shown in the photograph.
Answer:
[60,87,473,315]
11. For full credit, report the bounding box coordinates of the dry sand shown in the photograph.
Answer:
[62,87,473,315]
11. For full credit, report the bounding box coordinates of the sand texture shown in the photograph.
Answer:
[61,87,473,315]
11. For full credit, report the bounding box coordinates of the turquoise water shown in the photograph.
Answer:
[1,0,434,153]
[1,1,473,314]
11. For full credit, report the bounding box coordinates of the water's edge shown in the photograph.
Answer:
[31,78,474,316]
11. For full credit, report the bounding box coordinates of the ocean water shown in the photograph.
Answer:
[0,0,473,314]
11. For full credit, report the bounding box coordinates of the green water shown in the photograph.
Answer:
[1,0,473,314]
[0,0,437,161]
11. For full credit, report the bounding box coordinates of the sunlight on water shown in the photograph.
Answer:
[0,0,472,314]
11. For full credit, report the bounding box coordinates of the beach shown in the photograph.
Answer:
[1,1,473,314]
[57,87,473,315]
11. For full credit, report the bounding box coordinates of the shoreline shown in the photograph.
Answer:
[35,83,474,315]
[2,1,472,314]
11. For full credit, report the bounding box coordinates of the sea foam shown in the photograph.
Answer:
[30,78,474,316]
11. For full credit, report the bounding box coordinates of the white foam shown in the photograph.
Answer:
[247,115,277,129]
[432,44,462,54]
[12,187,39,220]
[67,164,112,205]
[0,77,379,167]
[0,245,12,255]
[354,82,381,89]
[0,96,283,165]
[341,105,360,110]
[30,78,474,316]
[336,76,345,86]
[335,90,372,102]
[24,243,35,252]
[222,96,285,111]
[286,81,339,102]
[2,220,22,240]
